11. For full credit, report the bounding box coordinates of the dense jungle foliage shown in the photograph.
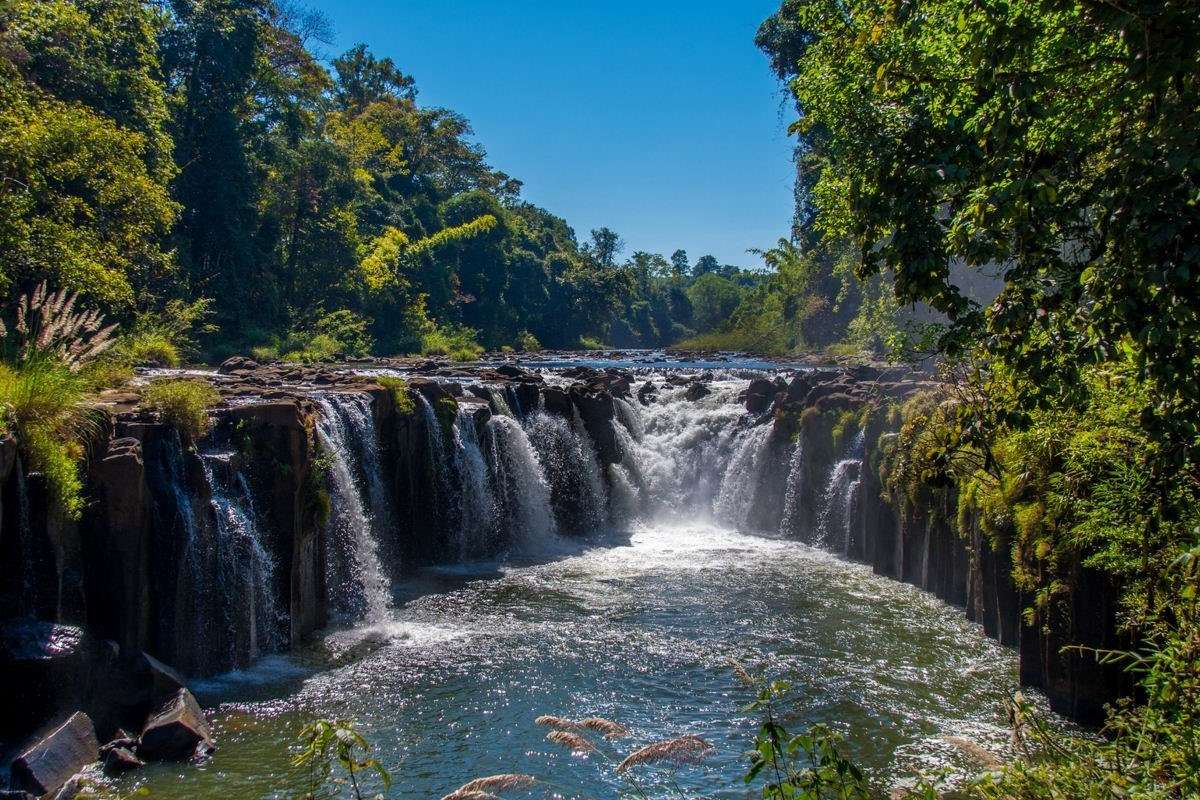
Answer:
[757,0,1199,794]
[0,0,770,359]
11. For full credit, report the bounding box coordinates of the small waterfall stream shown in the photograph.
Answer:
[525,410,606,532]
[314,394,393,623]
[713,424,774,529]
[485,415,559,549]
[201,451,280,661]
[779,435,806,536]
[815,430,867,553]
[450,408,497,559]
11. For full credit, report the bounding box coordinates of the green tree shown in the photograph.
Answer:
[0,0,178,311]
[162,0,265,326]
[686,273,743,333]
[670,248,690,279]
[693,254,720,277]
[766,0,1200,461]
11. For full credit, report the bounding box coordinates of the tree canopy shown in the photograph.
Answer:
[0,0,761,357]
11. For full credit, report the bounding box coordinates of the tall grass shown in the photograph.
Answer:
[0,356,95,518]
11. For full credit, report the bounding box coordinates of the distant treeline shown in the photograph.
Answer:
[0,0,780,360]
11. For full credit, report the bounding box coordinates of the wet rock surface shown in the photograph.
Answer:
[137,690,213,761]
[9,712,99,798]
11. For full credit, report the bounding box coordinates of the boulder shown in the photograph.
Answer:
[217,356,258,374]
[741,378,778,414]
[408,378,452,405]
[9,712,100,798]
[636,381,658,405]
[0,622,105,745]
[541,386,572,417]
[571,388,622,466]
[684,382,710,402]
[139,652,187,708]
[513,381,541,414]
[456,396,493,430]
[137,689,213,761]
[494,364,531,379]
[814,393,863,413]
[102,746,144,774]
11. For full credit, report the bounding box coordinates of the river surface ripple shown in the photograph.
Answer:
[129,520,1034,798]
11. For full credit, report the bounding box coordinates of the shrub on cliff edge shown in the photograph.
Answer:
[141,379,219,441]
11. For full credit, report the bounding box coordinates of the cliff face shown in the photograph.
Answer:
[763,369,1131,725]
[0,360,1131,762]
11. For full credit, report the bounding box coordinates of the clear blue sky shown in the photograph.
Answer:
[306,1,796,268]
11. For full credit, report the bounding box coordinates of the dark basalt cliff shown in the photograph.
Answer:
[0,358,1130,796]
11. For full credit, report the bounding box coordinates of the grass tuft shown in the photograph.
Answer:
[141,379,220,441]
[374,376,416,416]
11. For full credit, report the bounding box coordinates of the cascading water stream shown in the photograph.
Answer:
[201,451,280,661]
[779,435,806,537]
[612,379,749,518]
[314,394,393,623]
[450,408,496,558]
[416,393,453,516]
[815,429,866,552]
[713,424,774,530]
[525,410,607,532]
[485,415,559,550]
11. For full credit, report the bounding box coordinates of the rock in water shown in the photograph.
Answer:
[138,689,214,761]
[218,355,259,374]
[9,712,100,797]
[102,746,144,774]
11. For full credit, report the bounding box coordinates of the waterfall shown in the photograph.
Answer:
[505,385,525,418]
[610,379,749,517]
[416,393,453,515]
[606,463,640,524]
[613,397,645,442]
[450,408,497,558]
[485,415,559,549]
[314,394,393,623]
[713,424,774,530]
[164,430,211,661]
[201,452,280,661]
[815,430,866,552]
[779,435,806,537]
[526,410,607,532]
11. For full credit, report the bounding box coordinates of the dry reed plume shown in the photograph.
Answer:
[440,773,536,799]
[3,282,117,370]
[546,730,596,752]
[458,774,536,792]
[535,714,627,739]
[616,734,713,772]
[580,717,629,739]
[534,714,581,730]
